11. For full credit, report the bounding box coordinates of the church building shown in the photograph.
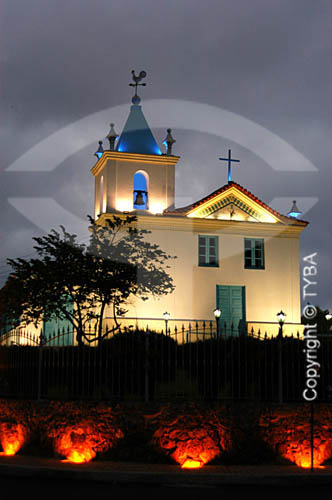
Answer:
[91,72,308,337]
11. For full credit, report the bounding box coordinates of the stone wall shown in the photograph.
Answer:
[0,399,331,467]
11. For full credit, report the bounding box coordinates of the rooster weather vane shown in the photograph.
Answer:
[129,70,147,104]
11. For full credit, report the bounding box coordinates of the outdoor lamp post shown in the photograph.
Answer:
[277,310,286,404]
[326,311,332,333]
[163,312,170,335]
[277,310,286,338]
[214,308,221,337]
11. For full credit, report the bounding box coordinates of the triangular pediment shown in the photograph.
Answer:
[186,184,283,224]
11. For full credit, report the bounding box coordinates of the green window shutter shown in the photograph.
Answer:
[198,235,219,267]
[254,239,264,268]
[198,236,207,266]
[208,236,218,266]
[244,238,264,269]
[244,238,253,268]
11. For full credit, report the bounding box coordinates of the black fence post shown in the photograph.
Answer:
[310,402,314,471]
[144,329,149,403]
[37,329,44,401]
[278,331,283,404]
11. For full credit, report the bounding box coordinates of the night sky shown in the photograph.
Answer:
[1,0,331,309]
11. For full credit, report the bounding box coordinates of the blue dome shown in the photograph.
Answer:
[116,104,162,156]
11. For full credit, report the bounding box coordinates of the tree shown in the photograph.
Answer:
[301,305,332,335]
[0,215,176,345]
[87,215,176,342]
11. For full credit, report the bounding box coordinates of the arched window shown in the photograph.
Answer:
[99,175,104,213]
[133,171,148,210]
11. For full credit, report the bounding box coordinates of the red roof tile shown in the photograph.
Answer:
[164,181,308,225]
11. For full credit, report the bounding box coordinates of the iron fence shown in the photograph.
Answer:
[0,325,331,402]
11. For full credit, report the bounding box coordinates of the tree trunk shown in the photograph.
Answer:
[98,301,106,346]
[76,327,84,346]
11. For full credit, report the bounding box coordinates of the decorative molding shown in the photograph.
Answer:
[96,212,306,237]
[91,151,180,177]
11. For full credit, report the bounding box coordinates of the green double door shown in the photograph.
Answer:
[216,285,246,335]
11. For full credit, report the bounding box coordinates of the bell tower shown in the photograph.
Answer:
[91,71,180,219]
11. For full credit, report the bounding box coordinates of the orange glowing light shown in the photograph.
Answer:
[61,449,96,464]
[154,424,225,469]
[181,459,203,469]
[283,441,330,469]
[170,435,220,468]
[55,426,97,464]
[0,423,25,456]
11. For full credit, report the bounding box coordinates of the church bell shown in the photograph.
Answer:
[134,190,147,206]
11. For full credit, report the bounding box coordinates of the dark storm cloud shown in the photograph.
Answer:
[0,0,331,307]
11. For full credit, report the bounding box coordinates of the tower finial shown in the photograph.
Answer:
[94,140,104,160]
[129,70,147,104]
[107,123,118,151]
[163,128,176,155]
[288,200,302,218]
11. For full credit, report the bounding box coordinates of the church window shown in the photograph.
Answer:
[133,171,148,210]
[198,235,218,267]
[244,238,265,269]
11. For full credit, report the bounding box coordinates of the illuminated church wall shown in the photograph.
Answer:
[102,216,303,337]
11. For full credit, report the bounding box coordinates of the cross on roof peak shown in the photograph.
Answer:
[219,149,240,183]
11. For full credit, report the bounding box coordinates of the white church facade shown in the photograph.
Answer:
[91,74,308,337]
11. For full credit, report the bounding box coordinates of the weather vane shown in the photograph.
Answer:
[129,70,147,103]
